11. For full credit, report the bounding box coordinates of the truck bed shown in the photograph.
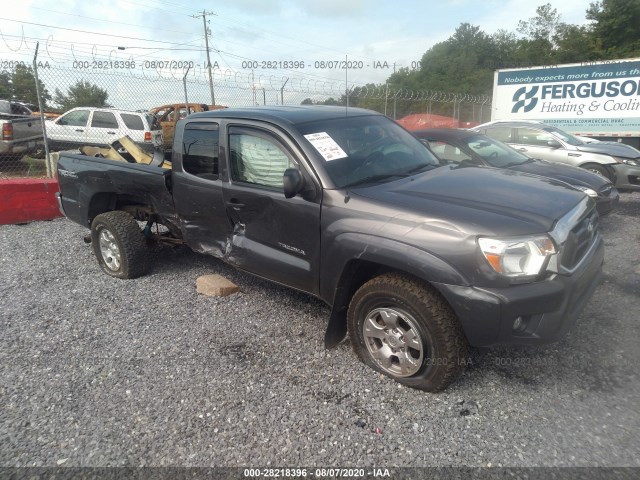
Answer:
[57,152,175,228]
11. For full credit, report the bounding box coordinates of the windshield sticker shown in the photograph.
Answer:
[304,132,348,161]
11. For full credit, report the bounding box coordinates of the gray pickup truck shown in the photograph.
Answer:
[55,106,604,391]
[0,100,43,156]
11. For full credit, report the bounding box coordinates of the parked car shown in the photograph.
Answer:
[415,128,619,216]
[56,106,604,392]
[46,107,163,152]
[149,103,226,149]
[473,120,640,191]
[0,99,43,156]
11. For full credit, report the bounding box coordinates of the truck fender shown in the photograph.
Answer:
[323,233,469,348]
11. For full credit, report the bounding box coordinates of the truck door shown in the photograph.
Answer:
[171,121,232,255]
[222,125,321,295]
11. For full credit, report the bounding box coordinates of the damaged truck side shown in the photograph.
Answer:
[56,106,604,391]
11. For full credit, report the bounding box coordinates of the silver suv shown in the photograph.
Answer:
[473,120,640,191]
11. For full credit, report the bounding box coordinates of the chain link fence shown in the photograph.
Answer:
[0,63,491,178]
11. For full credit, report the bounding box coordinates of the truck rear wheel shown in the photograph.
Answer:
[90,211,149,279]
[347,273,468,392]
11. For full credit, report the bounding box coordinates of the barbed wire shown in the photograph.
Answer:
[1,32,492,105]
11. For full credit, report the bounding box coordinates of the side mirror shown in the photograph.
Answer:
[283,168,305,199]
[547,139,561,149]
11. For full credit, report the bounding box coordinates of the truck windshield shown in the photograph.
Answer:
[296,115,440,188]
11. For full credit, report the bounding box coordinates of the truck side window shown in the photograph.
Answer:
[229,131,295,188]
[182,122,219,179]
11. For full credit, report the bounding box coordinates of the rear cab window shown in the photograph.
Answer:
[181,122,220,180]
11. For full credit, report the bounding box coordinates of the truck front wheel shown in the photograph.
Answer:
[347,273,468,392]
[90,211,149,279]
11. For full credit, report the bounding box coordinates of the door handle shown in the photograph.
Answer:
[75,129,84,132]
[226,198,245,210]
[107,131,116,135]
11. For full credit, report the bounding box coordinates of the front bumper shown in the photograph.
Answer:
[613,163,640,190]
[434,234,604,347]
[595,186,619,215]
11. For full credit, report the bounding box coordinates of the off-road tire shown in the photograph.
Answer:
[347,273,469,392]
[90,211,149,279]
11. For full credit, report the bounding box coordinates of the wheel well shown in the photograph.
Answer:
[87,193,150,225]
[87,193,117,225]
[578,162,616,179]
[324,260,443,348]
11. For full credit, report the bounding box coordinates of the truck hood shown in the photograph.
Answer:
[575,142,640,159]
[352,166,586,235]
[506,159,610,191]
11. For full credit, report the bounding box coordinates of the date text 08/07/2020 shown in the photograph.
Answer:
[60,59,423,70]
[243,468,391,478]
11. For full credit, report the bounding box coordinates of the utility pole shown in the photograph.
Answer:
[393,62,397,119]
[192,10,216,105]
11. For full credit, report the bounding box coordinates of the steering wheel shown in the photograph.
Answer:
[349,151,384,183]
[488,151,499,159]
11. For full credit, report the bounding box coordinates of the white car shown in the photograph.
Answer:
[47,107,163,151]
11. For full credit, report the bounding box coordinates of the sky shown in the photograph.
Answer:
[0,0,593,108]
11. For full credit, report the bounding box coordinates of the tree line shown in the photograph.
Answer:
[303,0,640,119]
[0,65,110,112]
[2,0,638,116]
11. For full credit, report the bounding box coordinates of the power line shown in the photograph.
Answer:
[26,6,196,36]
[0,17,197,46]
[0,16,389,86]
[111,0,190,17]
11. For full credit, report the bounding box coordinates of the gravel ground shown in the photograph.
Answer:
[1,192,639,468]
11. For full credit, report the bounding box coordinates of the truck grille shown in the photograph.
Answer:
[560,208,599,271]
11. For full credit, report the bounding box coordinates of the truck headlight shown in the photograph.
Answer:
[573,186,598,197]
[478,235,556,278]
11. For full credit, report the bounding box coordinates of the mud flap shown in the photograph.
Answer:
[324,305,348,349]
